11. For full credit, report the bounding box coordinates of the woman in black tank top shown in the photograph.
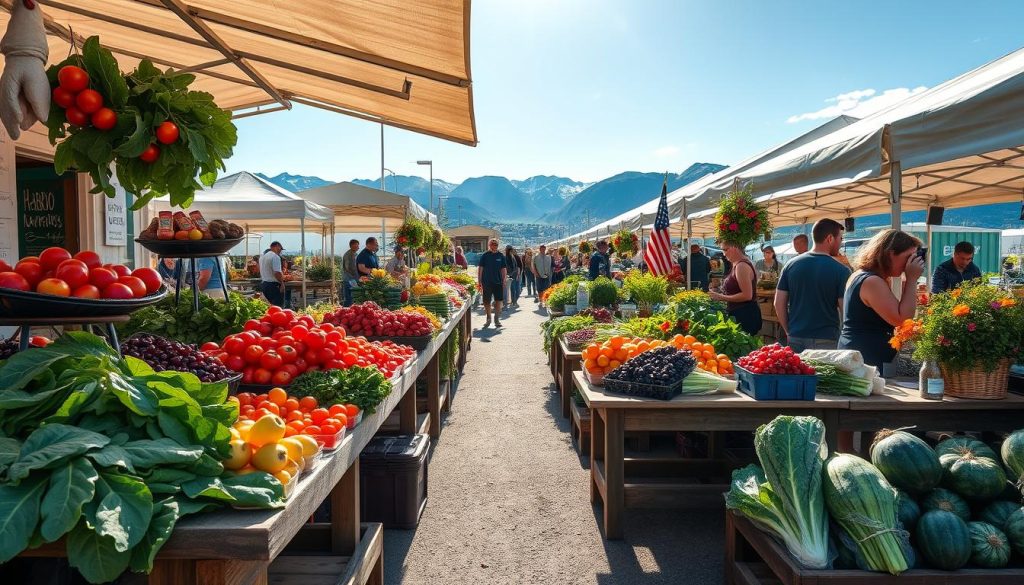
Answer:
[709,242,762,335]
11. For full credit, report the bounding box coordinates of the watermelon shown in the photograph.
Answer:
[1005,507,1024,555]
[916,510,971,570]
[940,452,1008,501]
[968,521,1011,568]
[1001,429,1024,486]
[895,490,921,531]
[936,436,999,462]
[979,500,1022,532]
[921,488,971,520]
[870,430,942,495]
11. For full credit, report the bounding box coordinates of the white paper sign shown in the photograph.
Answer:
[0,133,18,262]
[105,173,127,246]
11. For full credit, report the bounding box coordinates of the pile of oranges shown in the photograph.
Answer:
[582,334,733,378]
[233,387,360,442]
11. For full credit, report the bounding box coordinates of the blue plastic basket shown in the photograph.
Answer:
[734,365,817,401]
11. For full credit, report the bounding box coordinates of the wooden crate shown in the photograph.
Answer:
[725,510,1024,585]
[570,400,591,458]
[272,522,383,585]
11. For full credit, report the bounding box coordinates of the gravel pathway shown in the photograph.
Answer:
[383,300,724,584]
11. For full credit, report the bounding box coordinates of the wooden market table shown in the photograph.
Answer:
[18,301,472,584]
[576,372,1024,540]
[556,337,583,418]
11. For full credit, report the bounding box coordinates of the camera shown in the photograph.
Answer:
[916,247,928,260]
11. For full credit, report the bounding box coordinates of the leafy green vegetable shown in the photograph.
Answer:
[695,312,762,360]
[291,367,392,414]
[541,315,596,353]
[87,471,153,552]
[45,37,237,209]
[0,475,47,563]
[118,291,267,345]
[40,458,98,542]
[547,281,580,312]
[804,359,872,396]
[587,277,620,307]
[8,424,110,482]
[622,271,670,309]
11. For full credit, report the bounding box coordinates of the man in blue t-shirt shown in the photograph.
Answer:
[588,240,612,280]
[194,257,226,300]
[774,218,852,352]
[477,238,508,328]
[356,237,380,276]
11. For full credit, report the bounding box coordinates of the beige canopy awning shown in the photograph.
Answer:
[299,181,437,234]
[0,0,477,145]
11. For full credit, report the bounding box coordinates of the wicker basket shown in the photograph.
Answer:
[940,358,1012,400]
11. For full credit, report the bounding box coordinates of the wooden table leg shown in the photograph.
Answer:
[332,456,360,554]
[590,407,605,505]
[457,311,468,373]
[603,408,624,540]
[550,340,560,380]
[399,379,417,435]
[425,354,441,439]
[559,356,571,419]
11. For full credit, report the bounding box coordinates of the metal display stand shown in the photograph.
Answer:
[173,254,230,312]
[0,315,130,352]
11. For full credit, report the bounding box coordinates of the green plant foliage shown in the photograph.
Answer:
[622,271,670,309]
[587,277,619,307]
[289,367,392,414]
[541,315,596,354]
[714,184,772,247]
[118,291,267,345]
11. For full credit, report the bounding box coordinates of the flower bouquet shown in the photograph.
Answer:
[891,281,1024,399]
[396,217,430,248]
[714,185,771,247]
[579,241,593,255]
[611,229,638,259]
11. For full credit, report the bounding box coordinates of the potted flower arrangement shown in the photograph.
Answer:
[579,241,593,255]
[396,217,429,249]
[714,185,771,247]
[611,229,638,259]
[891,280,1024,399]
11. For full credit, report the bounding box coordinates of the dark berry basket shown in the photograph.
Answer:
[603,377,682,401]
[123,332,241,391]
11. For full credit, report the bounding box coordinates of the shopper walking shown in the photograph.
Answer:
[259,241,287,307]
[837,229,924,372]
[533,245,554,308]
[504,245,523,309]
[588,240,612,280]
[709,242,762,336]
[454,246,469,269]
[774,219,851,352]
[523,248,536,297]
[754,245,784,280]
[341,238,359,306]
[551,247,565,285]
[931,241,982,293]
[478,239,508,328]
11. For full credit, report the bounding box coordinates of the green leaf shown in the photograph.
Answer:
[0,437,20,471]
[88,444,134,472]
[129,497,179,573]
[183,126,209,163]
[220,472,285,508]
[0,474,47,563]
[145,467,198,485]
[87,471,153,552]
[180,475,234,502]
[40,457,98,542]
[54,141,75,173]
[189,380,229,407]
[104,371,159,417]
[201,402,238,428]
[172,496,219,517]
[66,521,132,584]
[8,424,110,482]
[121,438,203,470]
[81,36,129,108]
[113,109,152,158]
[191,453,225,477]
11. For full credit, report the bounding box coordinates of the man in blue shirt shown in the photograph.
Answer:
[588,240,612,280]
[774,219,852,352]
[356,237,380,276]
[477,238,508,328]
[195,256,226,300]
[931,241,982,293]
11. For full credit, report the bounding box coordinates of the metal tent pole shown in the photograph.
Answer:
[300,218,307,308]
[890,161,903,296]
[684,200,692,290]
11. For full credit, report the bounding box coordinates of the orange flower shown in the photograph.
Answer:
[952,304,970,317]
[1000,298,1017,308]
[951,288,962,299]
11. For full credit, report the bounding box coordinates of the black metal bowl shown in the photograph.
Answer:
[135,236,244,257]
[0,285,168,319]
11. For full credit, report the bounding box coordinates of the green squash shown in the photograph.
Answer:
[895,490,921,532]
[978,500,1022,532]
[870,430,942,496]
[968,521,1010,568]
[1000,429,1024,486]
[1004,507,1024,555]
[940,452,1008,501]
[916,510,971,570]
[921,488,971,521]
[936,436,999,462]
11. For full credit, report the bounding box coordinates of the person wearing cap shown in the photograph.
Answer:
[478,239,508,328]
[357,237,380,276]
[679,243,712,291]
[259,241,286,307]
[588,240,612,280]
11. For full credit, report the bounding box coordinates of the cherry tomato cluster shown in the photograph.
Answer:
[736,343,816,376]
[234,387,360,440]
[204,306,417,385]
[53,65,117,131]
[0,246,160,299]
[323,302,434,337]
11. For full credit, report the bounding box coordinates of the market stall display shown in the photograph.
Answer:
[322,302,436,349]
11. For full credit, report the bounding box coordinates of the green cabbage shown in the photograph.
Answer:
[726,416,830,568]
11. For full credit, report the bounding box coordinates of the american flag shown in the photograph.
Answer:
[643,178,673,275]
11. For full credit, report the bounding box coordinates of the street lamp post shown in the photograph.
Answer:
[417,160,433,219]
[382,168,397,192]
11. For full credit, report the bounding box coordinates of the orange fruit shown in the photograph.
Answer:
[717,354,729,362]
[609,360,621,369]
[299,396,318,411]
[584,358,597,370]
[702,350,714,360]
[614,349,628,361]
[683,335,697,344]
[609,336,625,350]
[597,355,610,367]
[691,342,703,352]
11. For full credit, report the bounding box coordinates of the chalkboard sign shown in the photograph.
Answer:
[17,171,68,257]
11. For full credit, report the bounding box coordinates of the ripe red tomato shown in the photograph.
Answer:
[305,331,327,350]
[75,89,104,114]
[293,357,308,372]
[52,86,76,109]
[253,368,273,385]
[258,337,278,351]
[36,278,71,297]
[0,260,10,273]
[304,350,321,366]
[223,336,245,356]
[243,344,265,364]
[102,282,134,299]
[14,261,43,287]
[131,267,162,293]
[55,260,89,289]
[72,284,101,299]
[65,107,89,127]
[29,336,52,347]
[88,267,118,289]
[242,367,255,384]
[278,345,298,363]
[289,325,309,341]
[39,247,72,271]
[0,271,30,291]
[243,319,262,331]
[325,359,345,370]
[226,355,245,372]
[91,108,117,131]
[271,370,292,386]
[58,65,89,92]
[200,341,220,352]
[140,144,160,163]
[105,264,131,278]
[117,276,148,298]
[73,250,102,269]
[260,350,283,371]
[280,363,299,378]
[317,348,336,364]
[156,121,179,144]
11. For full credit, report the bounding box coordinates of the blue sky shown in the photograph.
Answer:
[224,0,1024,185]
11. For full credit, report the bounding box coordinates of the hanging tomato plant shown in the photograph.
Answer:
[44,36,237,209]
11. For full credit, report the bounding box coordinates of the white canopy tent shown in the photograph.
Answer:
[150,171,334,302]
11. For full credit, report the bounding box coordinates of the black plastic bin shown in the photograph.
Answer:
[360,434,430,529]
